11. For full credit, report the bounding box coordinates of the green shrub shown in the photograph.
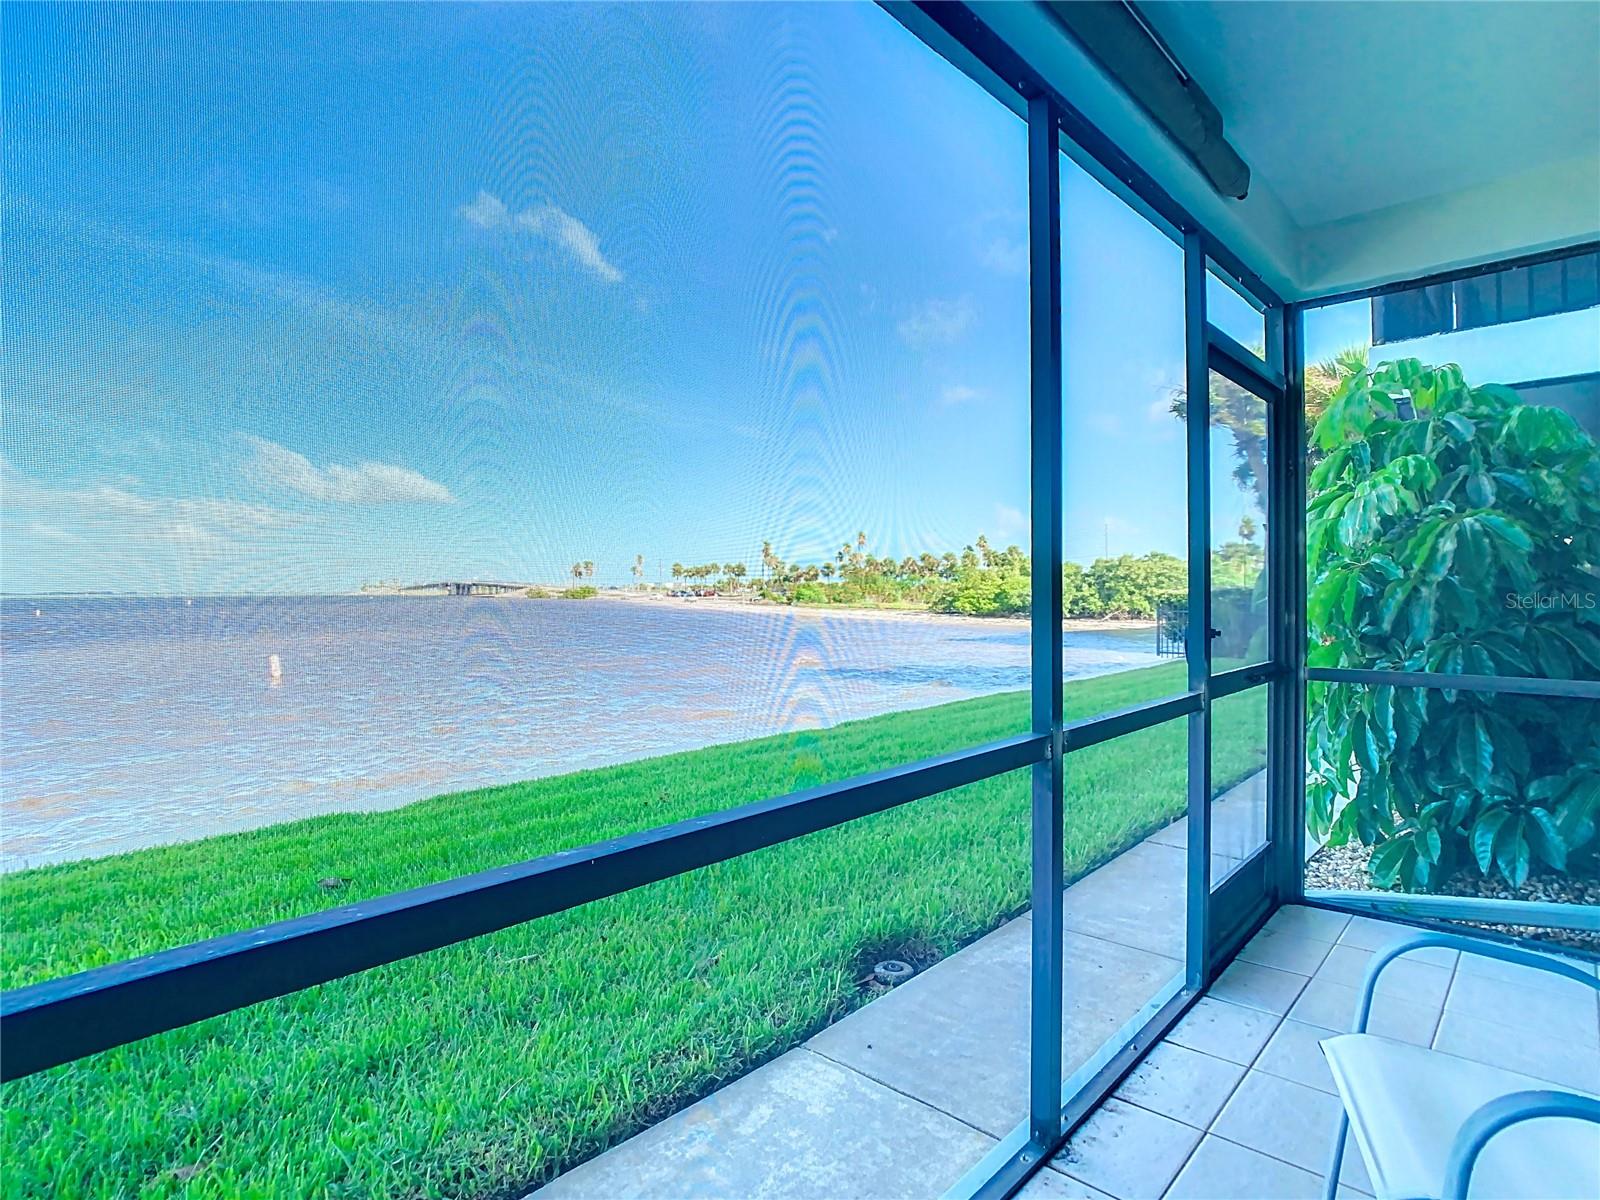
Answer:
[791,582,828,605]
[932,569,1028,616]
[524,587,552,599]
[560,585,599,599]
[1062,561,1094,615]
[1306,358,1600,891]
[1083,552,1186,619]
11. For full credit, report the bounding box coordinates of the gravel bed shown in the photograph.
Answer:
[1304,839,1599,954]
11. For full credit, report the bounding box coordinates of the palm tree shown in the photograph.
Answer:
[1305,345,1370,418]
[1170,343,1367,515]
[671,562,683,587]
[571,562,584,583]
[632,554,644,589]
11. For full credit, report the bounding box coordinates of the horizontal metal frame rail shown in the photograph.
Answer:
[1064,691,1200,753]
[1298,238,1600,311]
[0,732,1045,1082]
[1308,667,1600,702]
[1210,662,1281,701]
[1207,326,1285,397]
[1308,890,1600,934]
[1059,668,1272,755]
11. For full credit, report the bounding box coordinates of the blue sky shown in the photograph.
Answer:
[6,2,1275,595]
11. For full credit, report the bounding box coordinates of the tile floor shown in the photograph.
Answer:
[1100,908,1599,1200]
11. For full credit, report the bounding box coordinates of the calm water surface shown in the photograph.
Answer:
[1,597,1160,868]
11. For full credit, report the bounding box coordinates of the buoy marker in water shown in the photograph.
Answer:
[269,654,283,681]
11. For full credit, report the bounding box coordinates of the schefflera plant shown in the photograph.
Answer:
[1306,357,1600,892]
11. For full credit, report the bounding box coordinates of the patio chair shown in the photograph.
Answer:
[1319,930,1600,1200]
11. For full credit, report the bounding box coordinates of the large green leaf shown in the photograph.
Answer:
[1454,712,1494,792]
[1556,773,1600,848]
[1352,713,1383,776]
[1476,512,1533,555]
[1368,836,1413,888]
[1472,807,1511,873]
[1524,807,1567,871]
[1439,412,1475,443]
[1370,686,1396,753]
[1493,816,1531,889]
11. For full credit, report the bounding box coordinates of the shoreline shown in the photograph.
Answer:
[591,587,1156,633]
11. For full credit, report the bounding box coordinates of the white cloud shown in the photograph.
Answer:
[940,384,983,406]
[2,459,295,558]
[458,190,623,284]
[244,436,455,505]
[970,210,1027,277]
[457,190,509,229]
[897,296,977,348]
[979,235,1027,276]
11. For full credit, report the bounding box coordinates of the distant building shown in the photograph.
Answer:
[1370,248,1599,437]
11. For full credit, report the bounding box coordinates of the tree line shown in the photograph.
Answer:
[633,530,1261,620]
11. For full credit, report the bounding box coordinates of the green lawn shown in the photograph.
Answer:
[0,663,1264,1199]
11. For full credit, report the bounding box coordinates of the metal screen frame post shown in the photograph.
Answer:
[1281,303,1310,899]
[1267,301,1307,902]
[1027,89,1066,1152]
[1182,230,1213,989]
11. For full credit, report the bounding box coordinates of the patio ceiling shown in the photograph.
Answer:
[967,0,1600,299]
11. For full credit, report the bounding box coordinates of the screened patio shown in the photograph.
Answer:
[2,3,1597,1199]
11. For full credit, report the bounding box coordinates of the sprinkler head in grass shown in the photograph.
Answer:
[873,960,914,987]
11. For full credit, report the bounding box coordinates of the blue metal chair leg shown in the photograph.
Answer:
[1323,1110,1349,1200]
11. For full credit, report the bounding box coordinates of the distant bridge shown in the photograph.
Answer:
[404,581,538,597]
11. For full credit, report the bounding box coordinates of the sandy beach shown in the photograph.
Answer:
[593,587,1155,633]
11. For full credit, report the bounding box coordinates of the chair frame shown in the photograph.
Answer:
[1322,931,1600,1200]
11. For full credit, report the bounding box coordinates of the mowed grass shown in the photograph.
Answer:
[1,663,1264,1199]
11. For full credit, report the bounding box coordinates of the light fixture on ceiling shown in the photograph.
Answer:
[1043,1,1252,201]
